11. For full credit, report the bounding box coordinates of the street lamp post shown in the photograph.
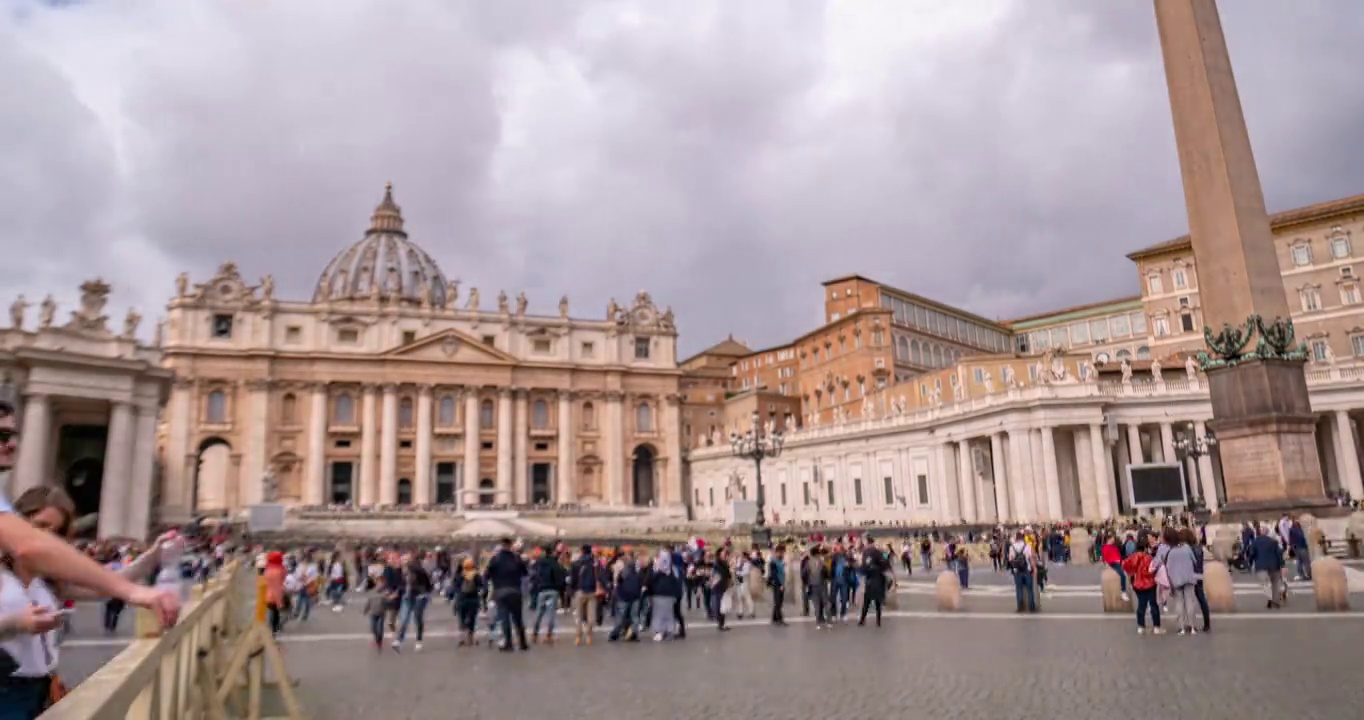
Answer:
[730,410,785,549]
[1174,422,1219,511]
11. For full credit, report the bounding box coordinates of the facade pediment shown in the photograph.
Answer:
[382,328,517,364]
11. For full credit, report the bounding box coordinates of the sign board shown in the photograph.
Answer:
[1125,463,1187,509]
[248,503,287,533]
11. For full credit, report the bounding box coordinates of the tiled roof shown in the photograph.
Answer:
[1127,193,1364,261]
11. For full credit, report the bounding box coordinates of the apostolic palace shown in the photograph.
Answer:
[4,186,1364,539]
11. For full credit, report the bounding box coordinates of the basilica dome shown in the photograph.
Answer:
[313,184,450,307]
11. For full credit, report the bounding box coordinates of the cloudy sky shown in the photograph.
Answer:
[4,1,1362,355]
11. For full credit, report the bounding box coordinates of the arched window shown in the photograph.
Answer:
[1136,345,1151,360]
[334,393,355,425]
[437,395,456,427]
[897,336,909,360]
[636,402,653,432]
[911,339,921,365]
[932,345,944,367]
[281,393,297,425]
[480,399,495,429]
[398,397,414,429]
[581,401,596,431]
[531,399,550,429]
[206,390,227,424]
[1116,349,1133,360]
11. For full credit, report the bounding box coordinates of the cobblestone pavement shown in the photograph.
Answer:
[281,613,1364,720]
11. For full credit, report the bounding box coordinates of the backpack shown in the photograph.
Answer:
[534,559,557,592]
[1008,545,1030,574]
[458,574,478,596]
[616,566,642,598]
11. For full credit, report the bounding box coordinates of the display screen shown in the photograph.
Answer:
[1128,464,1186,507]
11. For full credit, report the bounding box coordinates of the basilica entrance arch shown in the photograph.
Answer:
[194,437,233,514]
[632,444,656,507]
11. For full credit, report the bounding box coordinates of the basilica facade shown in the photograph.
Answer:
[157,186,685,521]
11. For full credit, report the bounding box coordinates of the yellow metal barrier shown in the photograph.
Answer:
[38,560,305,720]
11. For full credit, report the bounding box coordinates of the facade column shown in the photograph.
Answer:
[359,385,378,506]
[242,380,270,506]
[1089,424,1116,519]
[556,391,574,503]
[14,392,51,494]
[379,385,398,505]
[461,390,480,509]
[98,401,133,538]
[1039,426,1064,521]
[513,390,529,504]
[415,385,433,505]
[664,394,683,508]
[162,380,194,521]
[1126,424,1145,464]
[606,391,625,505]
[496,388,513,503]
[1073,429,1098,519]
[957,439,977,523]
[1193,420,1220,510]
[124,405,158,541]
[305,384,328,506]
[1159,422,1177,465]
[934,443,958,523]
[1006,429,1035,521]
[990,432,1011,522]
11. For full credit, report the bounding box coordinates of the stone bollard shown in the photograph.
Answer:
[935,570,962,612]
[1202,560,1236,613]
[1070,528,1093,566]
[1100,566,1132,613]
[785,562,799,606]
[1311,557,1351,612]
[885,579,900,610]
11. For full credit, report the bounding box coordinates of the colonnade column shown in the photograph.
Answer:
[1006,429,1035,521]
[1127,424,1145,464]
[414,385,433,505]
[379,384,398,505]
[1074,429,1099,519]
[957,439,977,523]
[1039,426,1063,521]
[305,384,328,506]
[242,380,270,506]
[124,405,158,541]
[359,385,378,506]
[496,389,513,503]
[934,443,958,523]
[556,391,574,503]
[663,394,683,508]
[1193,420,1221,510]
[461,390,480,509]
[13,391,50,495]
[163,381,194,519]
[990,432,1010,522]
[1159,422,1177,465]
[606,391,625,505]
[98,401,133,538]
[1088,424,1115,519]
[513,390,529,504]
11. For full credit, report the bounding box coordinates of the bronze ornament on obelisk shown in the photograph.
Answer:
[1153,0,1332,517]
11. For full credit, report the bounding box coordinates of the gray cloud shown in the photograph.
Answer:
[2,1,1362,355]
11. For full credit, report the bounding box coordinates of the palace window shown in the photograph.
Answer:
[1110,314,1131,338]
[480,399,495,429]
[973,368,985,384]
[1069,322,1089,345]
[531,399,550,429]
[1353,335,1364,357]
[1292,244,1313,267]
[337,328,360,344]
[1300,287,1322,312]
[532,338,552,354]
[206,390,227,424]
[1310,340,1329,361]
[581,341,595,358]
[281,393,297,425]
[1180,313,1195,333]
[1172,268,1188,290]
[853,477,863,506]
[916,474,930,506]
[1130,312,1147,335]
[401,330,417,345]
[437,395,456,427]
[581,401,596,431]
[883,476,894,505]
[1343,284,1361,306]
[1136,345,1151,359]
[1153,316,1170,337]
[285,326,302,344]
[333,393,354,425]
[1090,318,1109,342]
[634,337,651,360]
[1147,273,1164,295]
[1332,236,1352,259]
[399,398,414,429]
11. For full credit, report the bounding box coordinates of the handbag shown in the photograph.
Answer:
[719,590,733,615]
[45,673,68,709]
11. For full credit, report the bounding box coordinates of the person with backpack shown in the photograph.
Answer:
[1006,531,1037,613]
[830,545,851,623]
[767,544,788,627]
[609,552,645,641]
[529,548,566,644]
[858,539,889,627]
[447,557,485,647]
[569,545,605,646]
[710,546,733,631]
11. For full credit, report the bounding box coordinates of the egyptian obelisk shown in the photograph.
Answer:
[1153,0,1331,516]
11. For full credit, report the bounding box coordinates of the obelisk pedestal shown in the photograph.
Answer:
[1153,0,1335,520]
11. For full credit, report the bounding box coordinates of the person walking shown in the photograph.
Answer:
[710,547,733,631]
[858,538,888,627]
[1006,531,1037,613]
[1122,535,1163,635]
[768,545,788,626]
[1248,525,1287,609]
[529,548,566,644]
[394,556,433,652]
[807,545,831,629]
[485,537,529,652]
